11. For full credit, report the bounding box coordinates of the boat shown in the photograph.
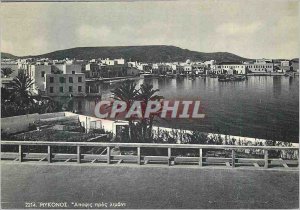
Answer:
[218,74,230,82]
[232,75,246,81]
[140,74,153,79]
[284,72,294,78]
[218,74,246,82]
[166,73,175,78]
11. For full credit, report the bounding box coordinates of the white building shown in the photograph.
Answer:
[101,58,116,66]
[204,60,216,69]
[25,63,84,95]
[26,64,52,94]
[128,61,138,68]
[192,63,206,74]
[214,62,246,74]
[246,60,274,73]
[183,65,192,74]
[114,58,125,65]
[45,73,86,97]
[280,60,291,72]
[136,63,151,71]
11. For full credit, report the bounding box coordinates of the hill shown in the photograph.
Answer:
[1,52,18,59]
[22,45,251,63]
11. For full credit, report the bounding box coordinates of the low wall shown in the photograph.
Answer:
[64,112,117,133]
[1,112,65,134]
[1,112,117,135]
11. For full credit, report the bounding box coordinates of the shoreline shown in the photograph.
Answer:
[85,72,300,84]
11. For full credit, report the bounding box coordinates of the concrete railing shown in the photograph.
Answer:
[1,141,299,169]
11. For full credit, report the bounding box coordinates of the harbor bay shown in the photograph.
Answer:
[76,76,299,142]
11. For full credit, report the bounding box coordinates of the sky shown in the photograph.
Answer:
[1,0,299,59]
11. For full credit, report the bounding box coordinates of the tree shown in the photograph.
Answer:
[138,83,163,142]
[9,72,34,105]
[111,80,164,143]
[1,67,14,77]
[111,80,140,141]
[2,73,63,117]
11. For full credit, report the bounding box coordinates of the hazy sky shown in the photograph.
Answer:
[1,0,299,59]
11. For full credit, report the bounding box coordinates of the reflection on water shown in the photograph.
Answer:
[273,76,282,98]
[71,76,299,142]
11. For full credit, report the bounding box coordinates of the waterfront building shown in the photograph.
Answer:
[171,64,184,74]
[136,63,151,72]
[291,58,299,72]
[126,67,140,76]
[214,62,246,75]
[183,65,192,74]
[102,64,127,77]
[280,60,291,72]
[152,63,171,75]
[151,63,159,74]
[192,63,206,75]
[246,60,274,73]
[204,60,216,69]
[45,73,86,97]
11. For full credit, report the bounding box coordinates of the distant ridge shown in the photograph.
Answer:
[2,45,252,63]
[1,52,18,59]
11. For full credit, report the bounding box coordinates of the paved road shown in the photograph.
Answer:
[1,162,299,209]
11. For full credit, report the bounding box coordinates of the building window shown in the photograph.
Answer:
[78,77,82,82]
[78,86,82,92]
[59,77,65,83]
[60,87,64,93]
[72,71,75,74]
[50,77,54,83]
[69,86,73,92]
[50,87,54,93]
[69,77,73,83]
[41,71,45,78]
